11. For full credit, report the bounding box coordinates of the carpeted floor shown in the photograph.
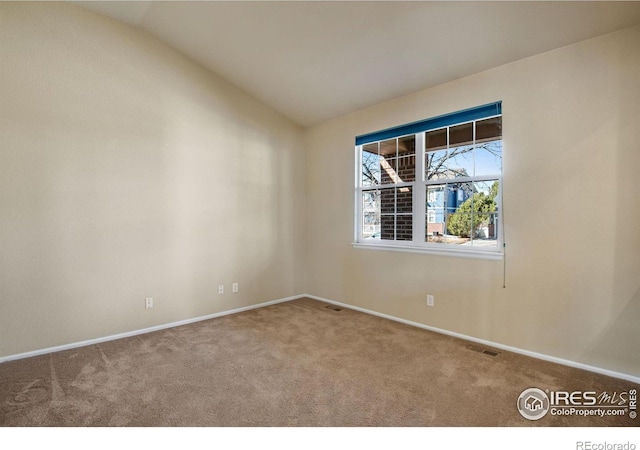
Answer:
[1,297,638,426]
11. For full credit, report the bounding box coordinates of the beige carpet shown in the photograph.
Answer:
[1,298,638,426]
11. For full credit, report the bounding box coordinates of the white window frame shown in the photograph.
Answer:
[353,110,503,260]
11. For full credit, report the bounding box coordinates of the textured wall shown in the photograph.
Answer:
[0,3,306,357]
[304,25,640,377]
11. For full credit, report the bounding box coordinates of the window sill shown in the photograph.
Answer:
[352,242,504,260]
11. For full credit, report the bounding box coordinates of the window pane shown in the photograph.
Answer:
[427,143,473,180]
[362,190,380,239]
[425,149,448,180]
[396,186,412,214]
[396,215,413,241]
[397,186,413,240]
[444,182,473,245]
[445,182,472,215]
[439,180,499,245]
[378,186,413,241]
[443,121,474,179]
[429,181,499,246]
[476,117,502,143]
[474,180,498,198]
[470,180,499,246]
[426,128,447,151]
[380,188,395,215]
[362,143,380,187]
[379,138,397,185]
[381,215,395,240]
[397,135,415,182]
[474,140,502,177]
[426,185,445,242]
[380,186,396,239]
[449,122,473,147]
[448,144,474,178]
[379,138,396,157]
[471,213,498,248]
[446,213,472,244]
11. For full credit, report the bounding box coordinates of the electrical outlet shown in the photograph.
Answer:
[427,295,434,307]
[232,282,239,293]
[218,285,224,295]
[145,297,153,309]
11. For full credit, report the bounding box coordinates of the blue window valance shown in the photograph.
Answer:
[355,101,502,146]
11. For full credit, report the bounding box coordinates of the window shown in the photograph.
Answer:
[355,102,503,258]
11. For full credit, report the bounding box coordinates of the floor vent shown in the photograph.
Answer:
[324,305,342,312]
[467,345,500,357]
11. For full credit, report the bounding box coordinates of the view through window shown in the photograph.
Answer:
[356,103,502,256]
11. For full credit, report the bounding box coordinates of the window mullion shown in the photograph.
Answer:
[355,145,363,241]
[424,175,498,186]
[413,132,425,243]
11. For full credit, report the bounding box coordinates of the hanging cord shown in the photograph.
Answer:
[503,242,507,288]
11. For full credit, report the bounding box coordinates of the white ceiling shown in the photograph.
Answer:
[74,1,640,127]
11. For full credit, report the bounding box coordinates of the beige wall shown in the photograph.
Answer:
[0,3,306,357]
[305,25,640,377]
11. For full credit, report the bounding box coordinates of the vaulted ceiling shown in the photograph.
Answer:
[74,1,640,127]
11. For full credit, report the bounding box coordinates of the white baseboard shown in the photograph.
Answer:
[0,294,304,364]
[304,294,640,385]
[3,292,639,385]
